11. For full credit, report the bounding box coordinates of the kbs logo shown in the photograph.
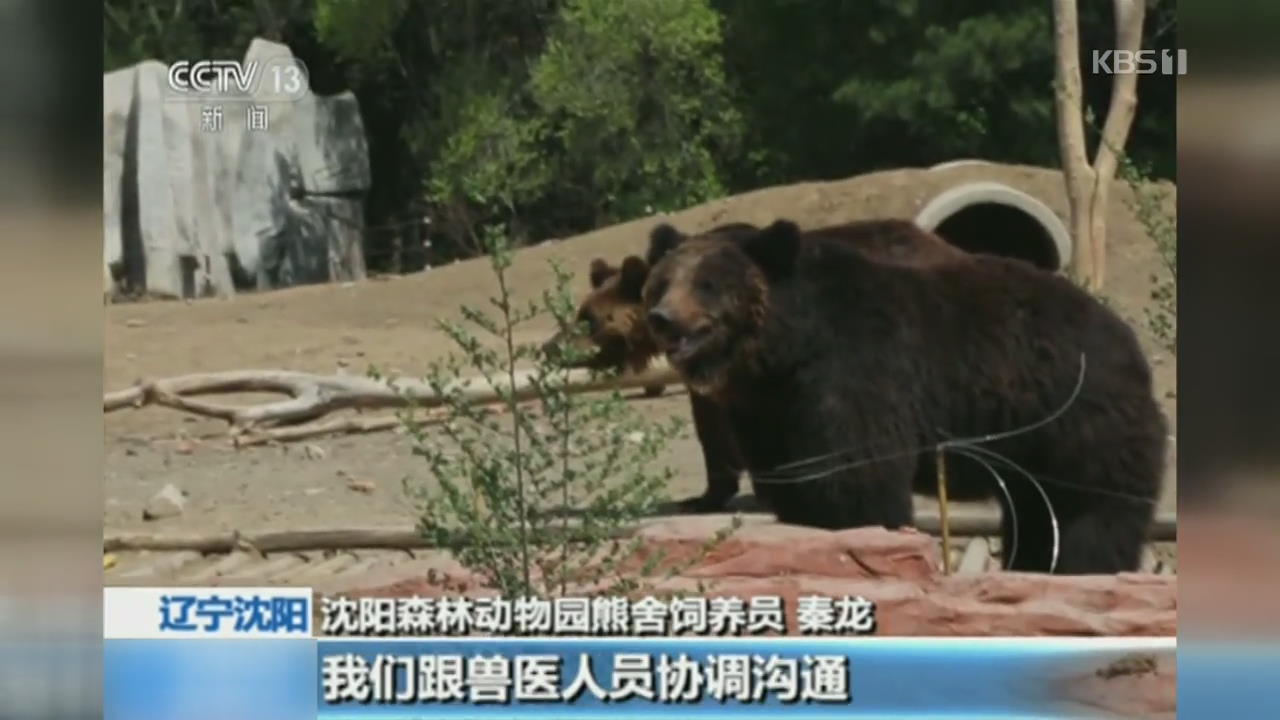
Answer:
[165,58,309,101]
[1091,49,1187,75]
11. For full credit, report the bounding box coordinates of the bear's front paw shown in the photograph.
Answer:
[675,493,733,514]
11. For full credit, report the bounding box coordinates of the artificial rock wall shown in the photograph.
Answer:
[103,38,370,300]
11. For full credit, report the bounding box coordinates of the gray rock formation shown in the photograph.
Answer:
[102,38,370,300]
[182,99,234,297]
[295,91,372,194]
[133,60,187,298]
[102,66,136,294]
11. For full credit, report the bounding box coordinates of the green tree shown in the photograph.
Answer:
[419,0,743,255]
[396,224,705,597]
[528,0,742,225]
[713,0,1175,185]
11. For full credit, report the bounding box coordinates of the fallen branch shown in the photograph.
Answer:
[102,524,625,554]
[230,381,684,447]
[103,511,1178,553]
[232,412,436,448]
[104,362,682,432]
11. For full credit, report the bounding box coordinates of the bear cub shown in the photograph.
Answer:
[542,224,762,514]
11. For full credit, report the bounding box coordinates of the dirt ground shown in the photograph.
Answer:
[103,163,1177,540]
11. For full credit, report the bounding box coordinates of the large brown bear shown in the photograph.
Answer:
[641,219,1166,574]
[544,219,967,514]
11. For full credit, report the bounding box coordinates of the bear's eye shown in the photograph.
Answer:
[647,278,669,302]
[695,278,718,294]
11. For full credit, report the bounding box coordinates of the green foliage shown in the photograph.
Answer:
[103,0,266,69]
[103,1,1176,267]
[419,80,553,255]
[833,5,1053,162]
[1118,157,1177,356]
[714,0,1175,185]
[395,224,696,597]
[529,0,742,221]
[313,0,406,61]
[420,0,742,253]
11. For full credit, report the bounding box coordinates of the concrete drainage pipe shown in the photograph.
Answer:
[915,181,1072,273]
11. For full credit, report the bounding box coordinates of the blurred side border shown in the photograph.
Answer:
[0,1,103,717]
[1178,0,1280,715]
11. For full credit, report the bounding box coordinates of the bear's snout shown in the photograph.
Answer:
[646,307,677,342]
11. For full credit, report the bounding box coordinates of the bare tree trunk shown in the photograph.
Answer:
[1088,0,1146,288]
[1052,0,1146,292]
[1052,0,1097,289]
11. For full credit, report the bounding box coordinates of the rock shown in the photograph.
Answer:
[104,37,370,297]
[111,58,235,299]
[292,91,371,194]
[124,318,147,328]
[184,97,235,298]
[270,195,364,285]
[234,41,368,290]
[103,65,136,281]
[303,444,327,461]
[305,196,366,283]
[142,483,188,520]
[686,525,939,583]
[133,61,188,298]
[231,123,291,286]
[346,478,376,494]
[338,516,1177,638]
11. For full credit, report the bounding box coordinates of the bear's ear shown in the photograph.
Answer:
[646,223,686,267]
[741,220,802,279]
[588,258,617,289]
[617,255,649,301]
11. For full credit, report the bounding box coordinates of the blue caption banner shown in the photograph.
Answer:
[317,637,1173,719]
[105,639,317,720]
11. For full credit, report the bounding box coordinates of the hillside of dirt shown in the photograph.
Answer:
[103,162,1177,542]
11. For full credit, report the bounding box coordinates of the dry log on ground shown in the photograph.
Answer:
[103,363,682,432]
[232,412,436,448]
[102,511,1177,553]
[229,384,681,447]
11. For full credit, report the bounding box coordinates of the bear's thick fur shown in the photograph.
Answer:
[545,219,967,514]
[642,219,1166,574]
